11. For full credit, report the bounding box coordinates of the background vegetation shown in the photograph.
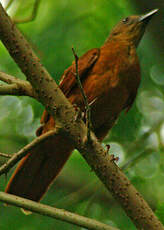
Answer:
[0,0,164,229]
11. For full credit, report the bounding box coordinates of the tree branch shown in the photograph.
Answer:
[0,192,118,230]
[121,120,163,171]
[122,148,154,171]
[13,0,41,24]
[0,71,37,97]
[5,0,14,10]
[0,3,163,230]
[54,180,98,208]
[0,152,12,159]
[0,129,58,176]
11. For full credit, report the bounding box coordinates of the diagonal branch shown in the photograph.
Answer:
[0,83,29,96]
[0,3,163,230]
[13,0,41,24]
[0,129,58,176]
[0,71,26,84]
[0,152,12,158]
[0,71,37,97]
[0,192,118,230]
[5,0,14,10]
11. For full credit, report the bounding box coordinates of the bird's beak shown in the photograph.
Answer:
[139,9,158,22]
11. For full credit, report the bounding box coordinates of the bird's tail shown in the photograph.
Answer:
[5,134,74,202]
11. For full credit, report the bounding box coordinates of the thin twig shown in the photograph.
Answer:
[0,83,25,96]
[0,71,37,97]
[126,120,163,154]
[13,0,41,24]
[5,0,14,10]
[121,120,163,171]
[54,180,98,208]
[72,47,92,142]
[0,192,118,230]
[0,71,22,84]
[121,148,154,171]
[0,129,59,176]
[84,191,99,217]
[0,153,12,158]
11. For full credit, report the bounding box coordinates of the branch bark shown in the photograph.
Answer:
[0,192,118,230]
[0,3,163,230]
[0,129,58,176]
[0,153,12,158]
[0,71,36,97]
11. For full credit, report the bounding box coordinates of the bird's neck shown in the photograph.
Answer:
[101,35,139,68]
[104,34,137,50]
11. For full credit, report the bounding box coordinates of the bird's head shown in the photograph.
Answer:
[109,9,158,47]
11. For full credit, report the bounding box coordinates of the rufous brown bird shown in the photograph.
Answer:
[5,9,158,203]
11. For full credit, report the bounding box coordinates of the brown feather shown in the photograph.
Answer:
[6,11,155,203]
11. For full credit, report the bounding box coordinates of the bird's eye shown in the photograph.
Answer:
[122,17,129,23]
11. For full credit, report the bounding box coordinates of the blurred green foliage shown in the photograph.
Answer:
[156,203,164,225]
[0,0,164,230]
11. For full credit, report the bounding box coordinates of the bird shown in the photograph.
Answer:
[5,9,158,203]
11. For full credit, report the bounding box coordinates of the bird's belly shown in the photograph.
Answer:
[90,85,129,130]
[68,73,131,136]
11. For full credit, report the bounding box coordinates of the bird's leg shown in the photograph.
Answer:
[73,104,85,122]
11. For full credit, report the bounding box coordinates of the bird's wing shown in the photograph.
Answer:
[5,48,100,202]
[37,48,100,133]
[59,48,100,96]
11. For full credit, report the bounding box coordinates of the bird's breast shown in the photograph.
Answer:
[86,50,140,130]
[68,44,140,132]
